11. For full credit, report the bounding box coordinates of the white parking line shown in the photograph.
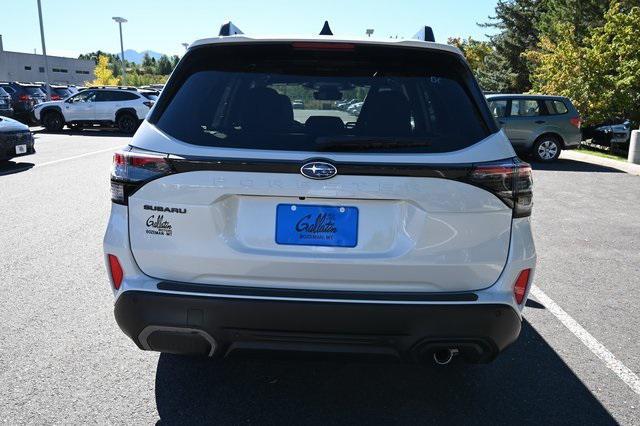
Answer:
[34,147,120,168]
[530,285,640,396]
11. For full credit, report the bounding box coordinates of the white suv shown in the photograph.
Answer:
[104,28,536,365]
[33,87,157,134]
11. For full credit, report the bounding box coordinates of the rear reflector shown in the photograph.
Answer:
[108,254,124,290]
[513,269,531,304]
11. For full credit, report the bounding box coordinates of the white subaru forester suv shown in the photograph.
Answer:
[104,25,536,365]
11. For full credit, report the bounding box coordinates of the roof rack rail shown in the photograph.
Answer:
[319,21,333,36]
[413,26,435,42]
[87,85,138,91]
[219,21,243,36]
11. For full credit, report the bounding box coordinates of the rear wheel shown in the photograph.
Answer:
[43,111,64,132]
[533,136,561,162]
[117,113,138,134]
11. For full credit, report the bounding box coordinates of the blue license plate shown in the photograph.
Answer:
[276,204,358,247]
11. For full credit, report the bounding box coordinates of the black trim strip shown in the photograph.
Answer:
[157,281,479,302]
[167,156,473,179]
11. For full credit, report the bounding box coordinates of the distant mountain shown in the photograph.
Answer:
[122,49,164,64]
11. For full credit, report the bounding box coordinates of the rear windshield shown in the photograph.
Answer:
[151,43,494,153]
[53,88,72,97]
[24,86,45,96]
[141,92,158,101]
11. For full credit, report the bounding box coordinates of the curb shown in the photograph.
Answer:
[560,150,640,176]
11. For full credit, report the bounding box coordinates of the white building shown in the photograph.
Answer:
[0,35,95,85]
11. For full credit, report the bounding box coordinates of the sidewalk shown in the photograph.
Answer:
[560,150,640,176]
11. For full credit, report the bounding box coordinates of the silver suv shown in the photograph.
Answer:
[486,94,582,162]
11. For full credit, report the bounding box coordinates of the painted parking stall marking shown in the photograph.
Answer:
[530,285,640,396]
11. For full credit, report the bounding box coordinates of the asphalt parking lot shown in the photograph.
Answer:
[1,130,639,424]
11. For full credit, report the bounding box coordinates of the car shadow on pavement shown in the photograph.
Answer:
[154,320,616,425]
[531,158,623,173]
[0,161,34,176]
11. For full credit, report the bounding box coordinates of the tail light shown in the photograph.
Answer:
[467,158,533,218]
[110,150,173,205]
[570,117,582,128]
[107,254,124,290]
[51,94,61,101]
[143,101,155,108]
[513,269,531,304]
[18,94,31,101]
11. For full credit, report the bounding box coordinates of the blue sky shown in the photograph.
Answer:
[2,0,499,58]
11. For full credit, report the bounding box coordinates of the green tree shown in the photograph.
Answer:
[170,55,180,69]
[480,0,547,92]
[88,55,120,86]
[156,55,172,75]
[537,0,609,44]
[527,1,640,124]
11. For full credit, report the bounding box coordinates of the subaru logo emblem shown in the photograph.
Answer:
[300,161,337,180]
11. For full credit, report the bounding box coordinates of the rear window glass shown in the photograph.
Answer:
[53,88,71,97]
[151,43,492,153]
[141,92,158,101]
[510,99,540,117]
[544,100,569,115]
[24,87,45,96]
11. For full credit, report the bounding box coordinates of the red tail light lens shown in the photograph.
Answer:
[467,158,533,217]
[110,150,173,204]
[107,254,124,290]
[18,94,31,101]
[51,94,61,101]
[570,117,582,128]
[513,269,531,304]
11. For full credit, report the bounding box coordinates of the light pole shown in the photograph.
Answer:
[112,17,127,85]
[181,43,189,51]
[36,0,51,101]
[366,29,374,38]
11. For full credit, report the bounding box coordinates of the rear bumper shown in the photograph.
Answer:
[114,289,522,363]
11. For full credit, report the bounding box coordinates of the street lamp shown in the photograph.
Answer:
[36,0,51,101]
[366,29,374,37]
[112,16,127,84]
[181,43,189,50]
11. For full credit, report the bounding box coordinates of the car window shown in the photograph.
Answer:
[0,87,8,96]
[544,100,569,115]
[24,87,45,96]
[95,91,116,102]
[71,90,96,102]
[2,86,15,94]
[510,99,540,117]
[114,91,139,101]
[140,92,158,101]
[488,100,508,118]
[152,43,492,154]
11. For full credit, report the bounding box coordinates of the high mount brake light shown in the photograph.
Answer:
[467,158,533,218]
[292,42,355,51]
[110,151,173,205]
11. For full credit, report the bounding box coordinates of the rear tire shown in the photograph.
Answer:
[117,113,138,134]
[532,136,562,162]
[43,111,64,132]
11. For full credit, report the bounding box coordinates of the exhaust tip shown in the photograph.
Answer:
[433,348,458,365]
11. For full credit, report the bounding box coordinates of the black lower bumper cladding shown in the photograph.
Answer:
[115,287,521,363]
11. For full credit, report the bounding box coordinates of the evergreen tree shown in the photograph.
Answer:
[480,0,547,92]
[156,55,172,75]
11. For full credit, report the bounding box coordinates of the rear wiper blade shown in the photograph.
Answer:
[315,136,431,151]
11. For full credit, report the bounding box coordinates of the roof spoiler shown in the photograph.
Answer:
[219,21,243,36]
[413,26,435,42]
